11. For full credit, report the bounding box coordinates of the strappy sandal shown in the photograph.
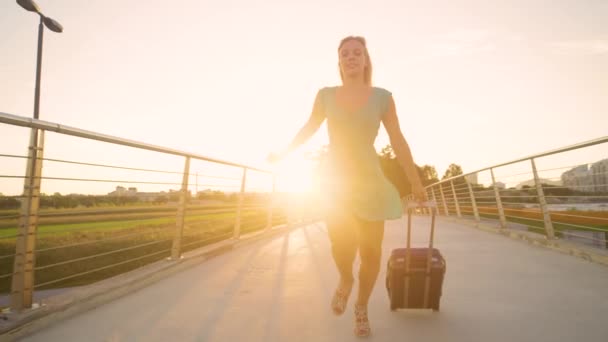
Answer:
[331,282,352,315]
[354,304,371,337]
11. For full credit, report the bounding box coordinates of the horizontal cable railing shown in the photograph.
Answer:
[0,112,321,311]
[426,135,607,250]
[33,248,174,289]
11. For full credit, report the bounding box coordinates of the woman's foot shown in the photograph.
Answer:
[354,303,371,337]
[331,279,353,315]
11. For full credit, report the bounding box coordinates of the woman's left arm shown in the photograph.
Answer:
[381,95,427,201]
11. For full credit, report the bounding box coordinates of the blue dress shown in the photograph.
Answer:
[318,86,403,221]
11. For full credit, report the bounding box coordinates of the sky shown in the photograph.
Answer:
[1,0,607,196]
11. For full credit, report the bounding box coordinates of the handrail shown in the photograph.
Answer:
[0,112,270,173]
[0,111,314,313]
[430,135,608,186]
[422,133,607,248]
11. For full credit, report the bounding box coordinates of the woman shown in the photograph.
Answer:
[268,36,427,337]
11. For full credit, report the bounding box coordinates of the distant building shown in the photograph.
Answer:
[107,186,170,202]
[562,165,592,192]
[494,182,506,190]
[465,173,478,185]
[108,186,137,197]
[590,159,608,193]
[561,160,608,193]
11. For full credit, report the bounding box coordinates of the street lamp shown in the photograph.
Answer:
[17,0,63,119]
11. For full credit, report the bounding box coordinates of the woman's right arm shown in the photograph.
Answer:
[269,90,326,162]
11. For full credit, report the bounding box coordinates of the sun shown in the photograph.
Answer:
[272,153,316,193]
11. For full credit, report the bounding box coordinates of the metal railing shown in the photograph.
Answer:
[0,112,316,312]
[3,110,606,313]
[425,136,608,250]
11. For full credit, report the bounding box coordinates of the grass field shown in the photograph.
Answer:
[0,204,288,295]
[0,203,248,230]
[455,206,608,245]
[4,201,602,301]
[0,210,249,238]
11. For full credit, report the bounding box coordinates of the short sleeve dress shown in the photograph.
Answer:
[317,86,403,221]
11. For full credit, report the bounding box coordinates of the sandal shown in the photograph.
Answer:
[354,304,371,337]
[331,281,352,315]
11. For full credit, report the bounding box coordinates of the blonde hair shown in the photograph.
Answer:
[338,36,373,85]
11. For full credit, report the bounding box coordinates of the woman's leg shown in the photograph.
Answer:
[326,210,358,286]
[326,210,358,314]
[355,219,385,307]
[351,218,384,337]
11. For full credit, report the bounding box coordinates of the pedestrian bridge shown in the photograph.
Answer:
[10,216,608,342]
[1,112,607,341]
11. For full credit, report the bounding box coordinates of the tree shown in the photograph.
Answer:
[378,144,440,195]
[378,145,409,196]
[442,163,463,180]
[419,165,439,186]
[154,195,169,204]
[0,195,19,209]
[379,145,395,159]
[211,191,227,202]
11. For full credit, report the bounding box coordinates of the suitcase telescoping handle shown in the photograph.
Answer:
[404,200,437,308]
[405,200,437,249]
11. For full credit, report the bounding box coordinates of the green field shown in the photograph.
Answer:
[0,211,245,238]
[460,209,608,246]
[0,203,244,229]
[0,204,288,295]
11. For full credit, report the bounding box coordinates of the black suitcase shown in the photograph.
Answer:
[386,201,446,311]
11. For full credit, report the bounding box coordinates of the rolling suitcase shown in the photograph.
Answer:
[386,201,446,311]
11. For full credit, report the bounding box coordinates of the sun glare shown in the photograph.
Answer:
[272,154,316,194]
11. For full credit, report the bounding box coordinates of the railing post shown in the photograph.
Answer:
[465,174,480,223]
[423,188,432,215]
[234,167,247,239]
[171,156,190,260]
[266,174,276,231]
[450,180,462,218]
[490,168,507,228]
[431,186,439,216]
[531,158,555,239]
[11,129,45,311]
[439,183,449,216]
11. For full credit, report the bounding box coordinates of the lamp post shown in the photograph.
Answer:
[11,0,63,311]
[17,0,63,120]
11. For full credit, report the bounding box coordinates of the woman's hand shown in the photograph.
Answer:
[411,182,428,203]
[268,90,325,165]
